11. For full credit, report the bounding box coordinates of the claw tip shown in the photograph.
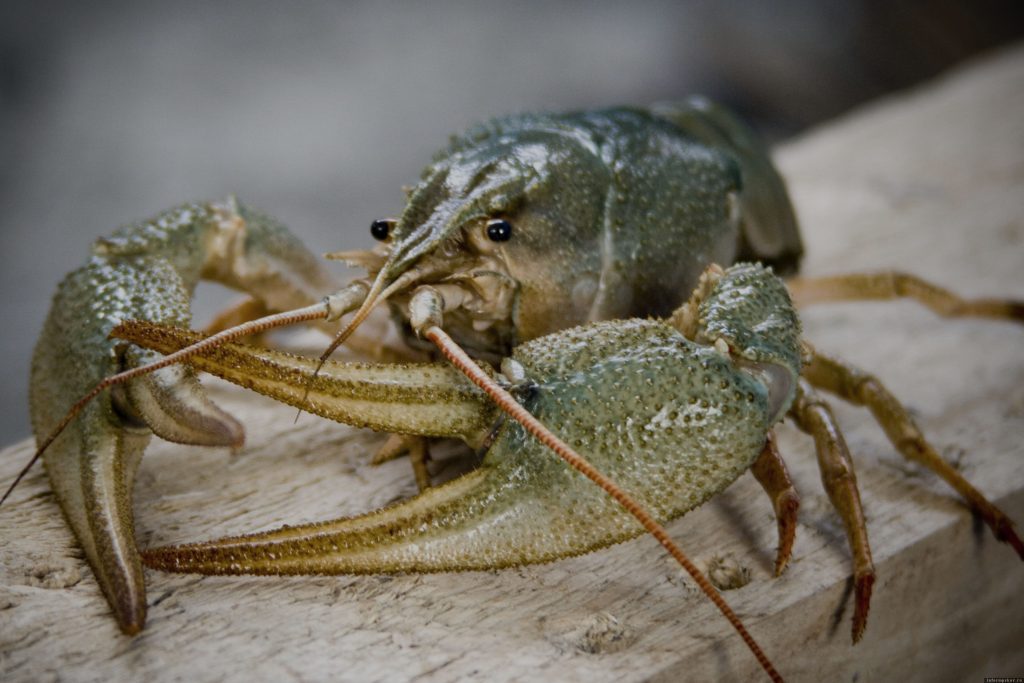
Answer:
[112,599,147,636]
[119,620,144,637]
[851,572,874,644]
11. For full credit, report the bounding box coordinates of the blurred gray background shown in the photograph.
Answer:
[1,0,1021,443]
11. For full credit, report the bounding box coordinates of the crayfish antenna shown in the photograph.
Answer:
[297,265,435,421]
[0,302,330,507]
[294,275,387,423]
[423,325,784,683]
[0,446,47,506]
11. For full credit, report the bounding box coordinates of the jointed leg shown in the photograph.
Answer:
[786,271,1024,323]
[407,438,432,492]
[371,434,433,492]
[789,378,875,643]
[750,431,800,576]
[801,343,1024,559]
[372,433,410,465]
[204,297,275,336]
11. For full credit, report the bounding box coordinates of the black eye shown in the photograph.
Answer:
[370,218,394,241]
[486,219,513,242]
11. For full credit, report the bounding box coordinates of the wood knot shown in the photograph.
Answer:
[26,560,82,590]
[541,611,636,654]
[704,553,752,591]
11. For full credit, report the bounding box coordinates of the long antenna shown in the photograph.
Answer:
[295,267,431,423]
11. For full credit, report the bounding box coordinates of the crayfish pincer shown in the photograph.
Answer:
[135,263,800,576]
[24,199,340,634]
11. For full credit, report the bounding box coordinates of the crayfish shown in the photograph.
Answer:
[9,97,1023,682]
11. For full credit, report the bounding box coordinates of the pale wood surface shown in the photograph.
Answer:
[2,45,1024,683]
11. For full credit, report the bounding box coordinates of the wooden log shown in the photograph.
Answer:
[2,45,1023,683]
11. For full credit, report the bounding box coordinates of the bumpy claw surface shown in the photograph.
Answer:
[139,320,779,573]
[29,199,338,633]
[127,265,803,576]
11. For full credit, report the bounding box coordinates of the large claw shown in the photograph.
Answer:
[120,265,800,576]
[28,199,338,633]
[31,352,241,633]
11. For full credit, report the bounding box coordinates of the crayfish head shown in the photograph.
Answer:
[334,125,609,360]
